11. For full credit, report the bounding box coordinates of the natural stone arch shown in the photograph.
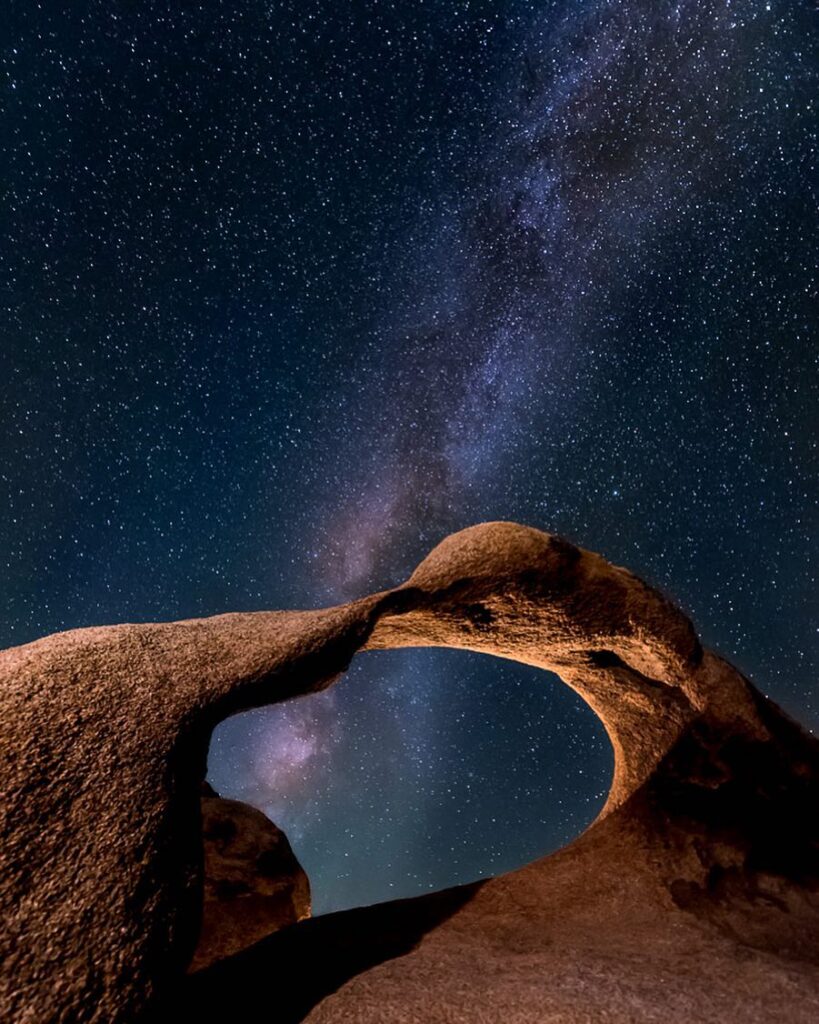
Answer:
[1,522,817,1023]
[363,522,738,815]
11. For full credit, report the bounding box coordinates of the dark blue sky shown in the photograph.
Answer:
[2,1,816,913]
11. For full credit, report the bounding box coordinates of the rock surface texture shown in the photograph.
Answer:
[1,522,817,1023]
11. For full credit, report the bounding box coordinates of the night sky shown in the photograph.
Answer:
[2,1,816,914]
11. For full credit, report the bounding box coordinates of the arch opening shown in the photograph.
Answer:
[206,644,613,918]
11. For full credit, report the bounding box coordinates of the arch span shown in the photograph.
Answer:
[1,522,815,1024]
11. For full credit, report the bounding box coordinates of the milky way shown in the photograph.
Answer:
[3,1,816,913]
[311,0,814,596]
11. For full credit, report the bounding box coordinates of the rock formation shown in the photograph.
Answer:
[1,522,817,1022]
[190,784,310,973]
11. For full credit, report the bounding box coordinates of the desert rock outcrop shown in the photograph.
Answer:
[1,522,817,1022]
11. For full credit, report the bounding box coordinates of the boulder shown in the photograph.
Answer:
[190,784,310,973]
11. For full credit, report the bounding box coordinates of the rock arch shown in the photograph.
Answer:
[1,522,817,1022]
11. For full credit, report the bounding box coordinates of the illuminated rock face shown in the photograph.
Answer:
[1,523,818,1023]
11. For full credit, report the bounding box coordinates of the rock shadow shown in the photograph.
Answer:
[176,880,483,1022]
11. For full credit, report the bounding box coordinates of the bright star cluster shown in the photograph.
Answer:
[2,1,816,914]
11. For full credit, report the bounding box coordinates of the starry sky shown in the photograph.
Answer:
[2,1,816,914]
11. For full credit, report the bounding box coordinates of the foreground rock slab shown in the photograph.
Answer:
[1,522,817,1022]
